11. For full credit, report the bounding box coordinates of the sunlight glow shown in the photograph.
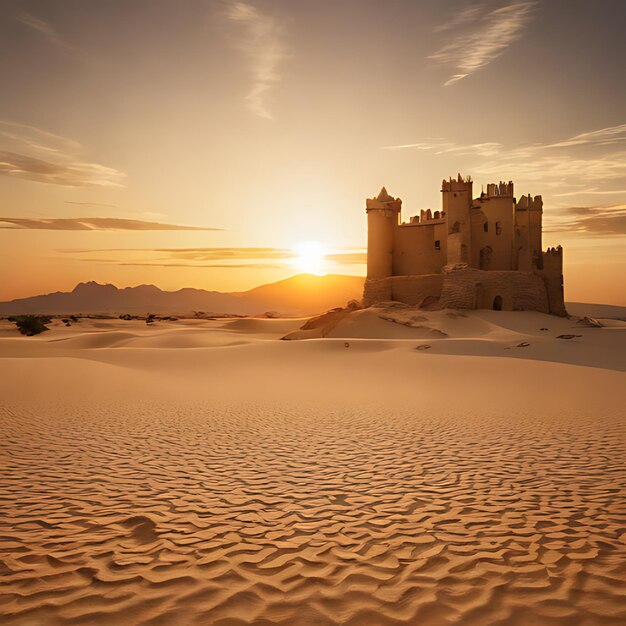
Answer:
[291,240,328,275]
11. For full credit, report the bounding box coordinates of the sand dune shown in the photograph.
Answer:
[1,310,625,625]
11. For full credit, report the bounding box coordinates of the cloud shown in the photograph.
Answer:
[326,251,367,265]
[551,204,626,236]
[543,123,626,149]
[476,152,626,184]
[59,246,292,270]
[58,246,367,269]
[552,189,626,198]
[16,11,75,52]
[0,218,221,231]
[224,1,287,119]
[0,120,124,187]
[155,247,292,261]
[382,140,503,157]
[80,260,286,269]
[0,152,125,187]
[381,122,626,190]
[384,123,626,155]
[65,201,119,209]
[428,1,538,86]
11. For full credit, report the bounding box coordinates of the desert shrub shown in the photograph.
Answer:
[8,315,51,336]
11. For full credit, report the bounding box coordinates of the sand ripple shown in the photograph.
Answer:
[1,394,625,625]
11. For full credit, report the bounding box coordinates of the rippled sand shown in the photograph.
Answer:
[1,313,625,625]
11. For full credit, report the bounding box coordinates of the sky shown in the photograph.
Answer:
[0,0,624,304]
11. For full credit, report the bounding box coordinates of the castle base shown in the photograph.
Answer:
[363,268,566,316]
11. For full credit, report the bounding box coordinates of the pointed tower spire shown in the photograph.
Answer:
[376,186,393,202]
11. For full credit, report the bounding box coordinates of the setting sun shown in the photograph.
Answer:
[291,240,328,275]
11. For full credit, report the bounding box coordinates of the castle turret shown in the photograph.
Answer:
[442,174,473,265]
[540,246,566,316]
[366,187,401,278]
[515,194,543,271]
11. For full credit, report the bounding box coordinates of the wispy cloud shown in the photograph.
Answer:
[82,260,286,270]
[65,201,119,209]
[0,152,125,187]
[0,218,221,231]
[0,120,124,187]
[542,123,626,149]
[381,122,626,187]
[326,251,367,265]
[224,1,287,119]
[428,1,538,86]
[16,11,75,52]
[58,246,366,269]
[382,139,503,157]
[553,189,626,198]
[548,204,626,236]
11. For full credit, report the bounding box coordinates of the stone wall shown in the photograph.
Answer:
[439,268,549,313]
[363,275,443,307]
[363,268,551,314]
[390,275,444,306]
[393,222,447,276]
[470,195,515,270]
[362,278,392,306]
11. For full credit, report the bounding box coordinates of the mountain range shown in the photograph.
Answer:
[0,274,366,316]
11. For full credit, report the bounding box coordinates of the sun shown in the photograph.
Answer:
[291,240,328,275]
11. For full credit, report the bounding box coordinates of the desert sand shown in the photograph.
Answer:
[1,308,625,625]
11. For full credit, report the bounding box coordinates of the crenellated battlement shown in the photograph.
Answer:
[485,181,514,197]
[516,194,543,211]
[441,173,472,192]
[542,245,564,271]
[544,245,563,256]
[366,186,402,212]
[404,209,446,225]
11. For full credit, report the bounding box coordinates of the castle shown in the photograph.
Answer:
[363,174,565,315]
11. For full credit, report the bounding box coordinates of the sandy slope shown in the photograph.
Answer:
[0,311,625,626]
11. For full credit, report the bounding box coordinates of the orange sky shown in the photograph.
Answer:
[1,0,625,304]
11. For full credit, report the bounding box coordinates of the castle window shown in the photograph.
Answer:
[483,221,489,233]
[434,240,441,250]
[496,221,502,235]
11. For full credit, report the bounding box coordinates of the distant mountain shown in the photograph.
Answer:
[0,274,365,316]
[242,274,364,315]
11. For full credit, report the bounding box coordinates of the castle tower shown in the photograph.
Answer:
[541,246,566,315]
[515,194,543,271]
[366,187,401,278]
[529,196,543,268]
[442,174,473,265]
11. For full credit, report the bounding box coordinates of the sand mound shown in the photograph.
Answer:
[48,331,140,349]
[220,317,304,335]
[283,306,626,371]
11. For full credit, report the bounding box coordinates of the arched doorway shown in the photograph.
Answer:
[493,295,503,311]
